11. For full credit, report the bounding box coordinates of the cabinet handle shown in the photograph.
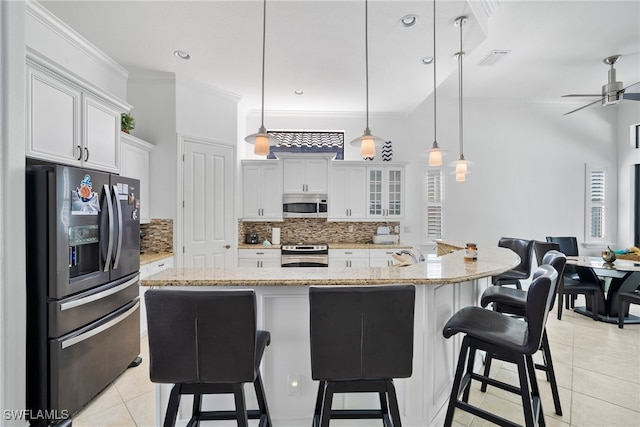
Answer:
[84,147,89,162]
[158,263,164,267]
[345,251,353,254]
[76,145,82,160]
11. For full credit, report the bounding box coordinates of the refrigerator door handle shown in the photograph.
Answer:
[112,185,123,269]
[103,184,114,272]
[61,300,139,349]
[59,275,139,311]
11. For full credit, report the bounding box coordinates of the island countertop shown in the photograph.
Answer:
[141,246,519,287]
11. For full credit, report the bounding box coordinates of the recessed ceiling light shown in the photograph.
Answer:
[421,56,434,65]
[400,14,418,27]
[173,50,191,60]
[294,90,304,95]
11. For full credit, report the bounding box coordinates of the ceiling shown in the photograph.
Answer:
[39,0,640,115]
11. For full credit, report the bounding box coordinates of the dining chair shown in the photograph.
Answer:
[545,236,579,279]
[559,265,605,320]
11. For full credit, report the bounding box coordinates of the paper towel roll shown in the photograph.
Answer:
[272,227,281,245]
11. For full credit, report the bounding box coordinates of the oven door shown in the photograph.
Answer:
[281,255,329,267]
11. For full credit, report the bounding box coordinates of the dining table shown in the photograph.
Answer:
[565,256,640,325]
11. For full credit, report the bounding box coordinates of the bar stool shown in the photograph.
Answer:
[492,238,535,289]
[309,285,416,427]
[442,265,558,427]
[480,250,566,416]
[145,289,272,427]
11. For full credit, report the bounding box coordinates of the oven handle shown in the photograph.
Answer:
[281,255,329,265]
[60,275,139,311]
[61,300,139,349]
[112,184,123,269]
[103,184,114,272]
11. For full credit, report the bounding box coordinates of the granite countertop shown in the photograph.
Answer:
[140,251,174,265]
[141,246,519,287]
[237,243,412,250]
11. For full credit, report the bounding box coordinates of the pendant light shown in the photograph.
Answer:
[350,0,384,159]
[244,0,279,156]
[449,16,472,180]
[427,0,446,167]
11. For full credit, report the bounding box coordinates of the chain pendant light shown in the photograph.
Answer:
[349,0,384,159]
[244,0,279,156]
[427,0,446,166]
[449,16,472,181]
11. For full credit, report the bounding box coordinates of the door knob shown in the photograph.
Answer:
[224,244,231,249]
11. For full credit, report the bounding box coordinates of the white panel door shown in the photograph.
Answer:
[183,139,234,268]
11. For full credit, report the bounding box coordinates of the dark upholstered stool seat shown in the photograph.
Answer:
[618,290,640,328]
[309,285,415,427]
[492,238,535,289]
[480,250,566,416]
[561,266,605,320]
[146,289,272,427]
[443,265,558,427]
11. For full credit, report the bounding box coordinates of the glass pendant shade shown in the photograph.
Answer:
[427,141,445,166]
[350,128,384,159]
[245,125,279,156]
[455,172,466,182]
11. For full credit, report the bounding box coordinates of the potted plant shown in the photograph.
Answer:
[121,113,135,134]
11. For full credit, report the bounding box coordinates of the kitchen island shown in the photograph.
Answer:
[142,247,519,427]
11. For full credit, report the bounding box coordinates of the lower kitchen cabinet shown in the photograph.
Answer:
[369,249,399,267]
[139,255,174,335]
[329,248,369,268]
[238,249,281,268]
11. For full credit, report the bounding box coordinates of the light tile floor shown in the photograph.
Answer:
[74,297,640,427]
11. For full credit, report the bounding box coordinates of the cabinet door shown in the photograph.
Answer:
[282,159,307,193]
[243,165,263,219]
[83,95,121,173]
[385,168,403,218]
[27,67,82,165]
[370,249,397,267]
[305,159,328,193]
[121,134,153,224]
[329,166,350,219]
[367,168,384,217]
[259,163,284,219]
[367,167,404,219]
[347,167,367,218]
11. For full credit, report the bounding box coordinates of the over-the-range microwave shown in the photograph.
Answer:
[283,194,328,218]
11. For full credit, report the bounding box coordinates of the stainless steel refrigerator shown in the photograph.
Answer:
[26,162,141,426]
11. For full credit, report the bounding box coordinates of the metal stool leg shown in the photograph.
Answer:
[163,384,182,427]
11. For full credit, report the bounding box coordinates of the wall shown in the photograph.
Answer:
[1,1,27,422]
[405,91,619,254]
[616,101,640,248]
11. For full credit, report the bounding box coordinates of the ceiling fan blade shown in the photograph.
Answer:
[623,92,640,101]
[563,97,604,116]
[562,94,602,97]
[622,81,640,91]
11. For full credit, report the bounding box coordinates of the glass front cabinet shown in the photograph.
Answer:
[366,166,404,219]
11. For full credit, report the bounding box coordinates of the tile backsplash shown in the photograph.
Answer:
[239,219,400,245]
[140,219,173,253]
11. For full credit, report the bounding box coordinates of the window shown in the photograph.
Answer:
[585,165,608,244]
[425,168,443,239]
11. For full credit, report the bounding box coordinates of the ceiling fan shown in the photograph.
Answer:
[562,54,640,115]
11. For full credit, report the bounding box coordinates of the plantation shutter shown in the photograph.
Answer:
[426,169,443,239]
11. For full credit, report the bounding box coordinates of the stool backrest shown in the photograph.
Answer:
[498,238,534,276]
[523,265,558,354]
[545,236,578,256]
[309,285,415,381]
[534,241,560,267]
[145,289,257,384]
[540,250,566,308]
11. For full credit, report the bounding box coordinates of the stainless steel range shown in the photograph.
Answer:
[281,243,329,267]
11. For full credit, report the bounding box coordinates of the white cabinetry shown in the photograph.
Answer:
[26,62,125,173]
[328,164,367,220]
[139,255,174,335]
[120,133,154,224]
[367,166,404,219]
[242,161,283,221]
[282,158,328,194]
[369,249,399,267]
[238,249,281,268]
[329,249,369,268]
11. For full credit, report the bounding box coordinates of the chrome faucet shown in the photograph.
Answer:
[395,248,425,263]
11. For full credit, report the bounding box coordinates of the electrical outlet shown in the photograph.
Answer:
[267,225,272,233]
[287,374,302,396]
[348,225,354,232]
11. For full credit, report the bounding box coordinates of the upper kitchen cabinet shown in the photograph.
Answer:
[120,133,154,224]
[26,62,126,174]
[282,155,330,194]
[242,160,283,221]
[328,163,367,220]
[367,165,405,219]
